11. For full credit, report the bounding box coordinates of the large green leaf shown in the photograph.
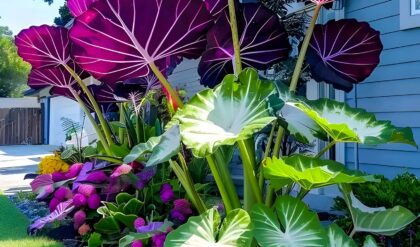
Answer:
[287,98,416,146]
[170,68,280,157]
[340,184,418,236]
[327,224,356,247]
[264,155,376,190]
[164,208,252,247]
[123,125,180,166]
[363,236,379,247]
[251,196,327,247]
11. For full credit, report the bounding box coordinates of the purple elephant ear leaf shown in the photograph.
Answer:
[67,0,99,17]
[28,62,86,90]
[15,25,70,69]
[30,200,74,231]
[198,3,291,87]
[307,19,383,92]
[136,222,164,233]
[72,162,94,191]
[205,0,228,18]
[70,0,214,84]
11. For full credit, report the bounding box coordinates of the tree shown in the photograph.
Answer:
[43,0,72,26]
[0,25,30,97]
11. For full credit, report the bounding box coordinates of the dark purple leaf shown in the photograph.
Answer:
[69,0,214,84]
[124,74,161,92]
[307,19,383,92]
[67,0,99,17]
[28,62,87,91]
[198,3,291,87]
[30,200,74,231]
[16,25,70,69]
[204,0,228,18]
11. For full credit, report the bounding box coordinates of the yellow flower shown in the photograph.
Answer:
[38,153,70,175]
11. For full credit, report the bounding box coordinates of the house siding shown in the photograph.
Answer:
[344,0,420,177]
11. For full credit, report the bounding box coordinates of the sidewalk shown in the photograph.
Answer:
[0,145,57,194]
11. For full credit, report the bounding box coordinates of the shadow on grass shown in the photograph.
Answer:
[0,195,63,247]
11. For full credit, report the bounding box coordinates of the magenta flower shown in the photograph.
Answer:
[170,199,192,224]
[134,217,146,229]
[85,171,108,183]
[87,194,101,209]
[54,187,72,201]
[73,210,86,229]
[73,193,87,207]
[152,233,167,247]
[159,183,174,203]
[66,163,83,179]
[52,172,66,182]
[49,198,60,212]
[131,240,143,247]
[111,164,133,178]
[77,184,97,197]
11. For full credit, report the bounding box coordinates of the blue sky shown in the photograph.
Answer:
[0,0,65,35]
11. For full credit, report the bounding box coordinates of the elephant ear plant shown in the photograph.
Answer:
[15,0,419,246]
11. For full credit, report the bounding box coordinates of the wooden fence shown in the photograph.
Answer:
[0,108,42,145]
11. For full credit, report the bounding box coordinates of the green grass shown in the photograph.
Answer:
[0,195,63,247]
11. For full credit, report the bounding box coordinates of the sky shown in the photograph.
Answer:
[0,0,65,35]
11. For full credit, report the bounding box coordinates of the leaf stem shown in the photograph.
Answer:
[297,188,309,200]
[238,139,263,210]
[259,121,277,190]
[148,61,184,109]
[228,0,242,75]
[289,4,322,92]
[265,126,285,207]
[68,88,112,156]
[206,155,235,213]
[63,64,114,146]
[315,140,336,158]
[349,228,356,238]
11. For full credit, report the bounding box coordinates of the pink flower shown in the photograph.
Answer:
[134,217,146,229]
[159,183,174,203]
[87,194,101,209]
[49,198,60,212]
[77,184,97,197]
[54,186,72,201]
[78,223,90,236]
[170,199,192,224]
[73,210,86,229]
[111,164,133,178]
[65,163,83,178]
[131,240,143,247]
[73,193,87,207]
[152,233,167,247]
[52,172,66,182]
[85,171,108,183]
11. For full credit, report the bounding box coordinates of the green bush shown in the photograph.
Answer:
[333,172,420,246]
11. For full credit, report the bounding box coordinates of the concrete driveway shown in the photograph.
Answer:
[0,145,57,194]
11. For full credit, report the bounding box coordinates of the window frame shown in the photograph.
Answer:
[400,0,420,30]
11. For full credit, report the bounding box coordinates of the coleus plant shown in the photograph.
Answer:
[16,0,419,246]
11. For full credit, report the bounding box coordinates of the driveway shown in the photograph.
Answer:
[0,145,57,194]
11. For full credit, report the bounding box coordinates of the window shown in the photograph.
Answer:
[400,0,420,30]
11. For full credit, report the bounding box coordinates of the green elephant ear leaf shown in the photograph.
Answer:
[264,155,376,190]
[251,196,327,247]
[164,208,252,247]
[340,184,418,236]
[171,68,281,157]
[123,125,180,166]
[286,98,417,146]
[327,223,357,247]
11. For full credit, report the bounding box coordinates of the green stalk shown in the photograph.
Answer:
[265,126,285,206]
[228,0,243,75]
[259,121,277,189]
[68,88,112,156]
[289,4,322,92]
[63,64,114,146]
[148,62,183,109]
[238,140,263,210]
[170,159,207,214]
[315,140,336,158]
[206,155,235,213]
[118,103,125,144]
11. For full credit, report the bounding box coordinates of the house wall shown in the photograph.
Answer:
[344,0,420,177]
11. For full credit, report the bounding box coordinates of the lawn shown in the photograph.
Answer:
[0,195,63,247]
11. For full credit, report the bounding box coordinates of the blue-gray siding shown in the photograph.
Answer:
[345,0,420,177]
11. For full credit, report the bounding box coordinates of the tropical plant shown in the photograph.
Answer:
[17,0,420,246]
